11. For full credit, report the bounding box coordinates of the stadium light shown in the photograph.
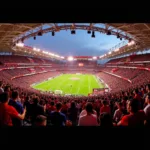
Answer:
[88,58,92,61]
[117,34,120,38]
[68,56,74,61]
[91,31,95,38]
[107,31,111,35]
[61,56,64,59]
[87,30,91,34]
[38,31,42,36]
[114,48,119,52]
[52,31,55,36]
[128,40,135,46]
[108,51,112,54]
[51,53,55,56]
[93,56,97,60]
[33,47,37,51]
[71,30,75,34]
[43,51,49,54]
[16,42,24,47]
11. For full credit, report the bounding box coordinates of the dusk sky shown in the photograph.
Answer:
[25,25,125,57]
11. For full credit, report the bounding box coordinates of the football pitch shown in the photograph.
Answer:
[32,74,105,96]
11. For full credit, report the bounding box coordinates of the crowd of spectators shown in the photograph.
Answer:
[0,79,150,127]
[0,55,150,127]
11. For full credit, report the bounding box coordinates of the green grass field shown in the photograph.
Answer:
[32,74,105,96]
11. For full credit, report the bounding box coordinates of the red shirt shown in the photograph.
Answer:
[134,94,142,101]
[47,104,56,112]
[50,106,56,111]
[0,103,19,126]
[100,105,111,114]
[61,104,68,112]
[120,110,146,126]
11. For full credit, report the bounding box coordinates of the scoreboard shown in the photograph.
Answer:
[92,88,109,95]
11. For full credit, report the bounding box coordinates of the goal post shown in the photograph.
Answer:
[54,90,63,95]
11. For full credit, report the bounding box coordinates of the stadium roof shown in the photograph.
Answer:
[0,24,42,46]
[1,23,150,59]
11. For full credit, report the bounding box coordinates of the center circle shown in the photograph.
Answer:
[70,77,80,80]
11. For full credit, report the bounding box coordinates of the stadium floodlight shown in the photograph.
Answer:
[61,56,64,59]
[88,58,92,61]
[93,56,97,60]
[107,31,111,35]
[71,30,75,34]
[68,56,74,61]
[108,51,112,54]
[33,47,37,51]
[52,31,55,36]
[91,31,95,38]
[16,42,24,47]
[128,40,135,46]
[38,31,42,36]
[117,34,120,38]
[33,47,40,52]
[114,48,119,52]
[43,51,49,54]
[87,30,91,34]
[54,55,60,58]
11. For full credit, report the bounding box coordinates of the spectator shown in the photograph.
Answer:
[0,81,4,94]
[144,93,150,126]
[118,99,146,127]
[146,84,150,94]
[30,97,45,124]
[4,85,11,97]
[8,91,24,126]
[100,100,111,114]
[133,89,143,108]
[68,102,78,126]
[35,115,47,126]
[100,112,113,127]
[0,92,26,126]
[113,102,124,123]
[47,101,56,113]
[78,102,98,126]
[50,102,67,126]
[79,103,97,118]
[61,101,68,115]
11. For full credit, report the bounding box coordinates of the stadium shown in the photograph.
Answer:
[0,23,150,126]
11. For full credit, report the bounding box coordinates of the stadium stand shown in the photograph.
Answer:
[0,53,150,127]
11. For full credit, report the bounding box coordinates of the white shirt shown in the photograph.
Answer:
[78,114,98,126]
[144,104,150,119]
[0,87,4,94]
[113,109,123,122]
[79,109,97,118]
